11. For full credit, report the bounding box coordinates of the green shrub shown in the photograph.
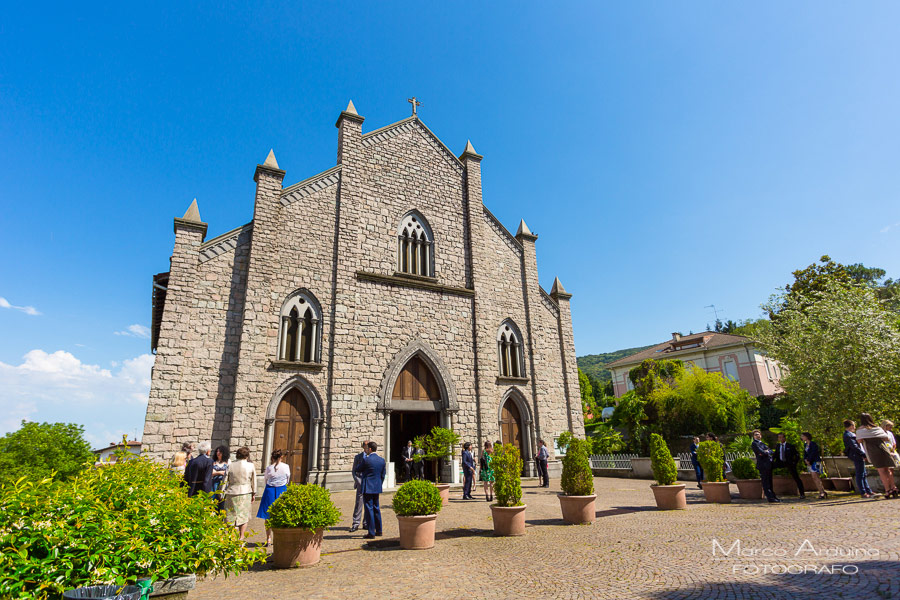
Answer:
[392,480,442,516]
[267,483,342,531]
[649,433,678,486]
[727,435,753,454]
[0,421,94,485]
[560,436,594,496]
[730,457,759,480]
[0,458,264,599]
[697,441,725,482]
[492,443,523,507]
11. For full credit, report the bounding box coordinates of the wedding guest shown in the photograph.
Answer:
[751,430,779,502]
[401,440,415,483]
[257,449,292,546]
[184,441,214,498]
[856,413,898,499]
[689,436,704,489]
[480,441,495,502]
[224,446,257,539]
[882,420,897,452]
[350,441,369,532]
[800,432,827,499]
[354,441,385,539]
[170,451,187,476]
[211,445,230,512]
[461,442,476,500]
[536,440,550,488]
[774,433,805,498]
[843,420,873,498]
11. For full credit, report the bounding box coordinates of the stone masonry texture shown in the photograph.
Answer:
[142,106,584,487]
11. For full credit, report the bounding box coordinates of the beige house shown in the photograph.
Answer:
[606,332,782,398]
[143,101,583,489]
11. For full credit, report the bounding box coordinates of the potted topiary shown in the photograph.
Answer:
[648,433,686,510]
[490,443,526,536]
[557,433,597,524]
[697,441,731,503]
[267,483,342,568]
[731,457,763,499]
[423,426,461,504]
[392,480,443,549]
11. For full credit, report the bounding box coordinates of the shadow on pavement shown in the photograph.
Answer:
[595,506,656,519]
[646,560,896,600]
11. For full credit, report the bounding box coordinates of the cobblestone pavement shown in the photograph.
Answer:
[194,478,900,600]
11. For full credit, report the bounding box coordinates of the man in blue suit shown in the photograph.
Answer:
[461,442,476,499]
[354,441,386,539]
[751,430,780,503]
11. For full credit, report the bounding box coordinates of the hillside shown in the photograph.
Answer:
[577,345,654,383]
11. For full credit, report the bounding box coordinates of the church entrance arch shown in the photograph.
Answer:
[379,340,459,485]
[274,389,311,483]
[264,376,324,485]
[498,388,534,476]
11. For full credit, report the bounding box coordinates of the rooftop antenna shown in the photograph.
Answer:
[705,304,722,321]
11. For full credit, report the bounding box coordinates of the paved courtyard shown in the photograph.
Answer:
[194,477,899,600]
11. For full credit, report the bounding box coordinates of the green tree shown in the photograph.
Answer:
[0,421,94,485]
[648,365,758,441]
[609,391,648,453]
[578,367,595,418]
[757,279,900,448]
[423,426,461,483]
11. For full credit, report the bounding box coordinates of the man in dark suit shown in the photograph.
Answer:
[414,445,425,480]
[354,441,385,539]
[401,440,415,483]
[843,420,873,497]
[184,441,213,498]
[350,440,369,532]
[774,433,805,498]
[751,430,779,503]
[461,442,476,499]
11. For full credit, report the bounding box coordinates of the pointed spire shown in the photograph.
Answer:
[551,277,567,295]
[263,149,279,169]
[459,139,483,161]
[516,219,532,237]
[345,100,358,116]
[182,198,201,222]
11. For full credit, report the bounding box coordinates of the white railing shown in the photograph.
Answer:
[676,451,753,470]
[590,454,639,470]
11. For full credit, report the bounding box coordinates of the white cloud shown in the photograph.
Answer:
[114,324,151,339]
[0,296,41,316]
[880,222,900,234]
[0,350,155,439]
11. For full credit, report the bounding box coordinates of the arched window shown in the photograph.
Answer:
[278,290,322,363]
[397,211,434,277]
[497,320,525,378]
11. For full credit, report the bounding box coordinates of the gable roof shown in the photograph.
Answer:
[361,116,464,173]
[605,331,753,370]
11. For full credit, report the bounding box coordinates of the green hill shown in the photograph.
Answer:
[577,345,654,383]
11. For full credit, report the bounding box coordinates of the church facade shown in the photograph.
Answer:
[142,102,583,489]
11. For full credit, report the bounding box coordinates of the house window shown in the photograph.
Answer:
[397,211,434,277]
[722,358,739,382]
[278,290,322,363]
[497,320,525,378]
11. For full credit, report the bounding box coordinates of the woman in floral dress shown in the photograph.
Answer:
[480,441,495,502]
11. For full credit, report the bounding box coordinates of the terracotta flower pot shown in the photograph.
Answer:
[271,528,324,569]
[491,504,527,536]
[800,472,818,491]
[650,484,687,510]
[772,475,799,496]
[436,483,451,505]
[822,478,836,490]
[397,514,437,550]
[558,494,597,523]
[701,481,731,504]
[734,479,763,500]
[830,477,852,492]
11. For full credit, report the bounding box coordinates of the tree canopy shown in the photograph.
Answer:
[0,421,95,485]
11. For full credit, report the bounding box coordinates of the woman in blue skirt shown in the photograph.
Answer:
[257,448,291,546]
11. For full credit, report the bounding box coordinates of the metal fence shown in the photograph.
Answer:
[590,454,639,470]
[676,451,753,471]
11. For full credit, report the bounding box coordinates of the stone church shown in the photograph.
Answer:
[143,101,583,489]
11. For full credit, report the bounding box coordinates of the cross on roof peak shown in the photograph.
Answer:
[407,97,422,116]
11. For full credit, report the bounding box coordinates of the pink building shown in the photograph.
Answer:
[606,332,782,398]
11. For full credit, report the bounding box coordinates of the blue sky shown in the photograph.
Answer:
[1,3,898,446]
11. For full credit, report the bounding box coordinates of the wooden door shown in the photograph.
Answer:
[273,389,311,483]
[392,356,440,401]
[500,398,523,457]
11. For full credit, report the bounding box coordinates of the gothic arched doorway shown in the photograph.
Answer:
[500,397,524,459]
[390,355,441,482]
[273,388,311,483]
